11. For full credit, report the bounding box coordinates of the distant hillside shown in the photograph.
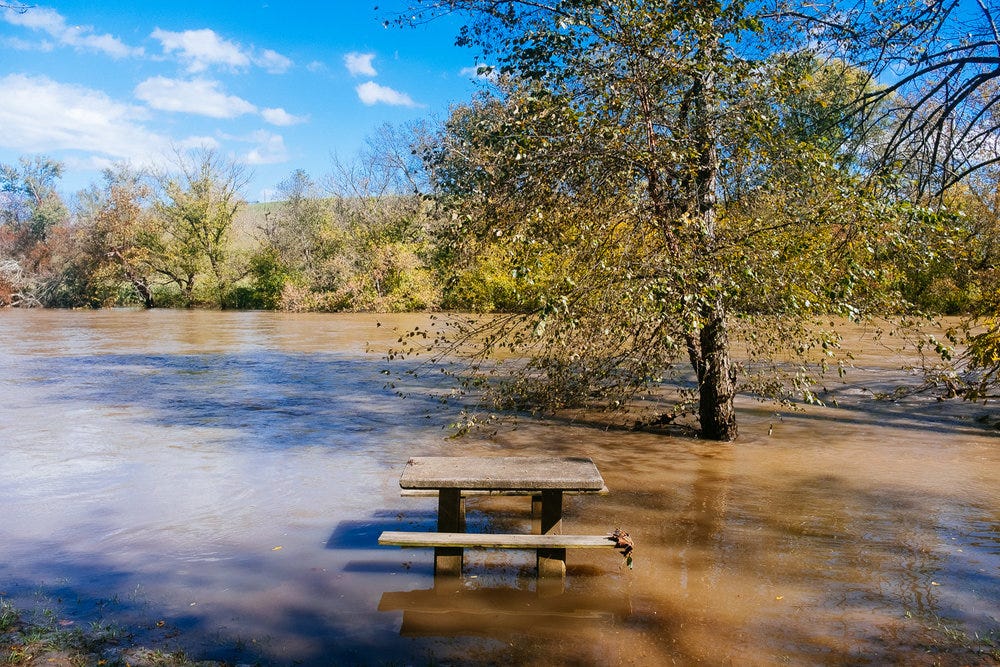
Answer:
[232,201,282,250]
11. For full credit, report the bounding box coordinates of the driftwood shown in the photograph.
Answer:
[607,528,634,568]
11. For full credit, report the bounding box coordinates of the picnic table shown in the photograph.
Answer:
[379,456,612,577]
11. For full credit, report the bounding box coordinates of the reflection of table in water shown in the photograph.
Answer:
[381,456,611,577]
[378,585,629,637]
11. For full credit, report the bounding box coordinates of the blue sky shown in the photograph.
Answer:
[0,1,486,201]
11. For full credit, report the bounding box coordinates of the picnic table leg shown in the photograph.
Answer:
[537,489,566,578]
[531,494,542,534]
[435,488,463,577]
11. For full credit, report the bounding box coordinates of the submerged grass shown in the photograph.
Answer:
[904,609,1000,665]
[0,598,223,666]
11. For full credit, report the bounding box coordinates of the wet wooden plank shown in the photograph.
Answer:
[378,531,615,549]
[398,456,605,491]
[399,487,609,497]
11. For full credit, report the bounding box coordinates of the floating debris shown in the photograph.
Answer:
[608,528,634,569]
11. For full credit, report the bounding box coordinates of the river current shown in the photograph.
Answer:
[0,310,997,665]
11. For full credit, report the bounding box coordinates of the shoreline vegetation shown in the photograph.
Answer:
[0,597,223,667]
[1,152,996,319]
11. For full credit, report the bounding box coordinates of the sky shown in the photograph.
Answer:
[0,1,487,201]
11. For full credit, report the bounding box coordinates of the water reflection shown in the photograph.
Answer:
[17,352,441,450]
[378,582,630,638]
[672,446,734,593]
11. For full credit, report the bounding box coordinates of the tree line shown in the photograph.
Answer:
[0,131,436,312]
[2,118,994,318]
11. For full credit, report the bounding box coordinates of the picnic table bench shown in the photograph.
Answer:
[378,456,615,577]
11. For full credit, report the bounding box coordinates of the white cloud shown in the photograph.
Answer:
[65,154,119,174]
[151,27,292,74]
[2,6,142,58]
[134,77,304,127]
[306,60,327,73]
[262,107,307,126]
[152,27,249,72]
[2,35,54,51]
[134,76,305,128]
[355,81,418,107]
[135,76,257,118]
[256,48,293,74]
[243,130,288,165]
[0,74,167,162]
[344,52,377,77]
[0,74,295,186]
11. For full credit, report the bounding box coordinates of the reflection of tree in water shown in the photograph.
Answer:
[762,474,962,632]
[648,434,1000,662]
[672,445,734,597]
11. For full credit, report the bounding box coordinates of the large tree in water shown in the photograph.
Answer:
[393,0,999,441]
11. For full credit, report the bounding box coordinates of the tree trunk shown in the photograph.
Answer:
[183,274,195,307]
[697,301,738,441]
[127,276,154,308]
[690,31,738,442]
[135,280,155,309]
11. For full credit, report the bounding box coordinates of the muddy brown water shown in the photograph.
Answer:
[0,310,997,665]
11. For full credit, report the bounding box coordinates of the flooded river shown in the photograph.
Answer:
[0,310,997,665]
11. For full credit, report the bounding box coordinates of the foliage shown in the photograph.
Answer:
[962,318,1000,401]
[0,599,123,666]
[0,156,75,307]
[150,149,249,308]
[260,168,332,284]
[390,0,973,440]
[258,124,442,313]
[76,165,160,307]
[231,246,290,310]
[0,599,19,633]
[0,156,67,246]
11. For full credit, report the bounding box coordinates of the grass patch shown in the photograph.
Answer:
[0,598,223,666]
[1,598,122,665]
[905,609,1000,664]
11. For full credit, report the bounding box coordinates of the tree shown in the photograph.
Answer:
[80,165,159,308]
[1,156,67,249]
[0,155,69,306]
[323,123,439,312]
[836,0,1000,401]
[151,149,249,307]
[262,168,331,282]
[844,0,1000,198]
[0,4,32,13]
[395,0,964,441]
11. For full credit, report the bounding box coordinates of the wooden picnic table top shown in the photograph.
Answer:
[398,456,605,492]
